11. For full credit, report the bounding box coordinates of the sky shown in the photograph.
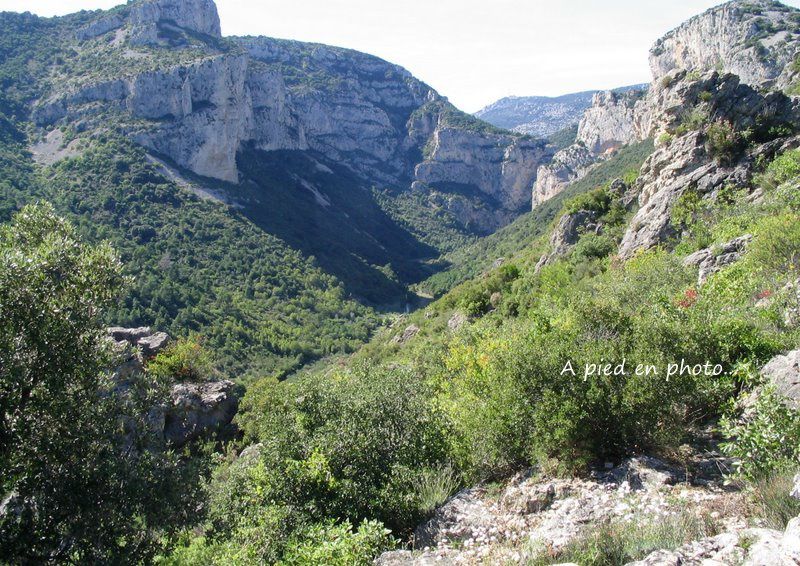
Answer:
[4,0,800,112]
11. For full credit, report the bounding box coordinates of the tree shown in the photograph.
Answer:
[0,203,191,562]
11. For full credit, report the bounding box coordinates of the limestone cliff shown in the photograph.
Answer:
[31,0,550,231]
[618,70,800,259]
[650,0,800,91]
[532,88,644,209]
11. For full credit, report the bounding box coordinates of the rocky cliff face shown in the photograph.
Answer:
[650,0,800,91]
[618,70,800,259]
[475,85,647,137]
[576,90,645,154]
[531,88,645,209]
[31,0,549,231]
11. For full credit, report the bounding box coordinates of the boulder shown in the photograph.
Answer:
[536,209,599,270]
[682,234,752,284]
[606,456,683,490]
[164,380,239,446]
[760,350,800,409]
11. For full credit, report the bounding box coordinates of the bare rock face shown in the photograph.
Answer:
[535,209,600,270]
[649,0,800,91]
[416,129,551,217]
[760,349,800,409]
[129,0,222,45]
[532,144,594,208]
[162,380,238,446]
[618,71,799,259]
[576,90,644,155]
[682,234,752,284]
[33,3,551,231]
[107,327,238,448]
[532,88,645,209]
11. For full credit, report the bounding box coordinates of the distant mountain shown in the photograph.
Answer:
[475,85,648,137]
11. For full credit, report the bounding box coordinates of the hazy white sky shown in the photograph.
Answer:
[4,0,800,111]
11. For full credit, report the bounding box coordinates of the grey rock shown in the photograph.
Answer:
[536,209,599,270]
[607,456,684,490]
[447,313,468,332]
[392,324,420,345]
[129,0,222,45]
[792,474,800,500]
[533,144,595,208]
[76,14,124,41]
[36,26,551,231]
[683,234,752,284]
[760,349,800,409]
[108,326,153,342]
[137,331,170,358]
[576,89,645,155]
[650,0,800,91]
[164,380,238,447]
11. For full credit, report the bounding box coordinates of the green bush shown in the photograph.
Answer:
[281,520,395,565]
[750,470,800,529]
[721,387,800,481]
[705,121,743,164]
[147,336,215,381]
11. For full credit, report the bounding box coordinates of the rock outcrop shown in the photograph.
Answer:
[535,209,600,270]
[532,144,594,207]
[649,0,800,91]
[683,234,752,284]
[618,70,800,259]
[760,349,800,409]
[108,326,238,448]
[576,89,644,155]
[377,447,738,565]
[129,0,222,45]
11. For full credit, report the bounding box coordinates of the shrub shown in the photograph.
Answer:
[757,149,800,191]
[147,336,215,381]
[705,121,743,165]
[720,387,800,481]
[750,470,800,529]
[565,187,612,215]
[281,520,395,566]
[414,464,461,516]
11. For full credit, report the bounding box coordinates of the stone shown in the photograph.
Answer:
[792,474,800,500]
[649,0,800,91]
[164,380,239,447]
[447,313,468,332]
[760,350,800,409]
[392,324,420,344]
[137,331,170,358]
[533,144,595,208]
[128,0,222,45]
[576,89,645,155]
[607,456,683,490]
[108,326,152,342]
[536,209,599,270]
[682,234,752,284]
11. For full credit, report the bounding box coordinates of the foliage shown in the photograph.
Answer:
[0,204,203,562]
[37,137,377,378]
[705,121,743,165]
[720,387,800,481]
[750,470,800,529]
[280,520,395,565]
[147,336,216,382]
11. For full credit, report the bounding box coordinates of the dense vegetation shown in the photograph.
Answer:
[419,139,654,296]
[0,204,206,562]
